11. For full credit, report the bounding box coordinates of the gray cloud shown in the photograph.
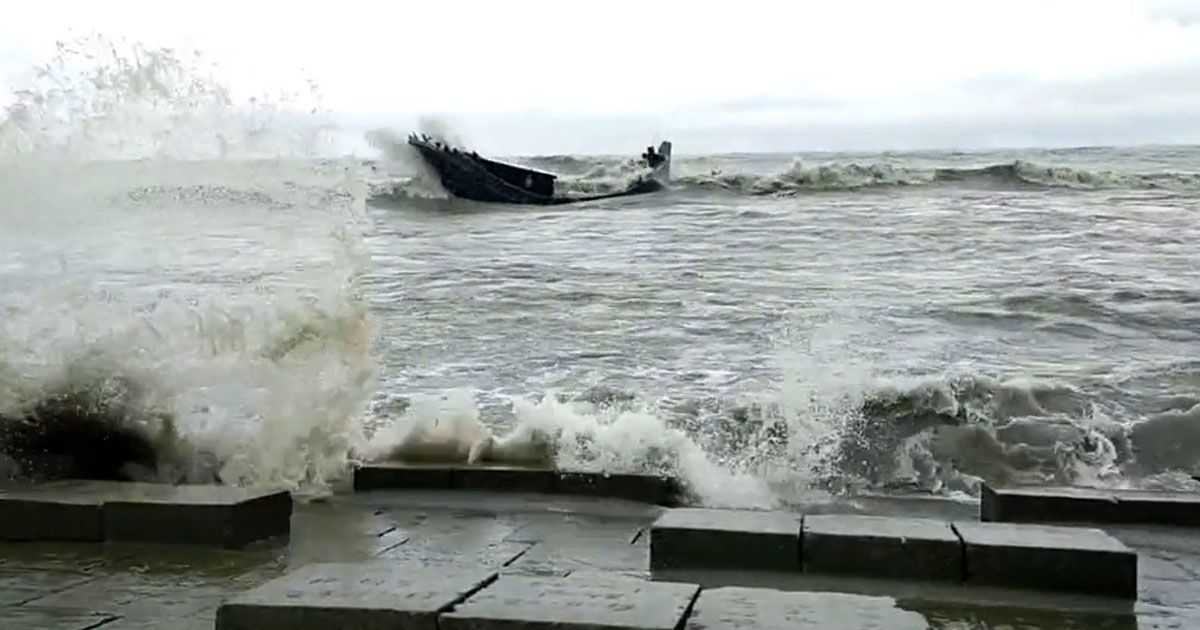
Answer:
[337,60,1200,156]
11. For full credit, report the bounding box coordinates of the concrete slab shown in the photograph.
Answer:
[26,568,247,620]
[504,515,649,577]
[277,502,407,569]
[983,484,1200,528]
[453,464,556,494]
[215,560,496,630]
[555,471,683,506]
[953,521,1138,597]
[0,481,105,542]
[0,605,114,629]
[363,489,664,520]
[355,464,685,505]
[387,510,523,549]
[981,484,1121,525]
[0,566,94,598]
[93,614,214,629]
[0,481,291,547]
[1112,490,1200,528]
[684,586,930,629]
[650,508,801,571]
[440,572,700,630]
[802,514,962,581]
[381,540,531,569]
[507,539,649,578]
[353,462,453,491]
[102,484,292,548]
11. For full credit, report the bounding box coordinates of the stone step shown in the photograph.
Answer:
[953,521,1138,597]
[649,507,802,571]
[648,507,1139,598]
[981,483,1200,527]
[0,480,291,547]
[802,514,962,581]
[353,463,684,506]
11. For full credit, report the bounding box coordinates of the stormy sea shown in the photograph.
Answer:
[3,37,1199,509]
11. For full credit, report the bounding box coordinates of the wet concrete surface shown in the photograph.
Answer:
[0,490,1194,628]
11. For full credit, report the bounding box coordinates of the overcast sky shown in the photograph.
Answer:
[2,0,1199,155]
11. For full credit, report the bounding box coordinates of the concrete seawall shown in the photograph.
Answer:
[1,470,1198,628]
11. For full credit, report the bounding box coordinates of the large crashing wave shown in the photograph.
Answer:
[0,35,373,494]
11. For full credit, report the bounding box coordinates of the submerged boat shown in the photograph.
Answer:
[406,133,672,205]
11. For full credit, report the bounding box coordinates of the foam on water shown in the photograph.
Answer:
[362,313,1200,507]
[0,35,372,494]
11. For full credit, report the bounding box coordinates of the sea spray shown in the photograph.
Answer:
[363,388,776,508]
[0,34,373,494]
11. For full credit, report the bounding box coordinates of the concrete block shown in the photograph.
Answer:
[440,572,699,630]
[982,483,1200,528]
[215,560,496,630]
[981,484,1120,524]
[0,481,105,542]
[352,463,686,505]
[953,521,1137,597]
[453,465,556,493]
[802,514,962,581]
[555,471,684,505]
[1111,490,1200,527]
[103,484,292,548]
[684,586,930,629]
[353,463,452,491]
[650,508,801,571]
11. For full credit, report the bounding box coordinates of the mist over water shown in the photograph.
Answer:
[4,35,1200,508]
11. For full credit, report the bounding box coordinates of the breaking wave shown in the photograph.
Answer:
[366,153,1200,203]
[0,35,373,495]
[676,159,1200,195]
[361,363,1200,509]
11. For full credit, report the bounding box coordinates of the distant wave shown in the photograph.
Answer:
[366,156,1200,203]
[677,159,1200,195]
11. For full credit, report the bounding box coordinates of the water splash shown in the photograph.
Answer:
[0,33,372,495]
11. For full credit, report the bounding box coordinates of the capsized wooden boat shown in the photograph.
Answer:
[406,134,671,205]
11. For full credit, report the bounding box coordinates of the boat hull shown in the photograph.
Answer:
[406,136,670,206]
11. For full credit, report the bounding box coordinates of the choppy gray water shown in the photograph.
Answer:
[365,145,1200,505]
[1,38,1198,506]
